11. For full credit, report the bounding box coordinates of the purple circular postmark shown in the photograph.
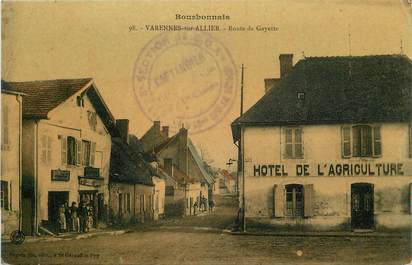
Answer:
[133,31,237,134]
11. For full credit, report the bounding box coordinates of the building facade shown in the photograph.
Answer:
[232,54,412,231]
[141,121,214,216]
[1,87,24,237]
[109,121,165,224]
[5,78,118,235]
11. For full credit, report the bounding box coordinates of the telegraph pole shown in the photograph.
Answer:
[238,64,246,232]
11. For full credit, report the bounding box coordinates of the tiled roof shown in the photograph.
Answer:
[110,138,154,185]
[3,78,92,119]
[232,54,412,141]
[188,139,214,185]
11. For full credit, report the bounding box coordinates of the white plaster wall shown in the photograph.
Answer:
[242,123,412,230]
[1,93,22,235]
[23,90,112,223]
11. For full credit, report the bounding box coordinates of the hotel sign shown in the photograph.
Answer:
[252,162,408,177]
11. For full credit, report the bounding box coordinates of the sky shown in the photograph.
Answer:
[2,0,412,170]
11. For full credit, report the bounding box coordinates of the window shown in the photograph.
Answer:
[284,127,303,159]
[409,125,412,158]
[67,136,76,165]
[285,184,304,217]
[87,111,97,131]
[297,92,305,100]
[126,193,131,213]
[76,96,84,107]
[119,193,123,214]
[82,140,91,166]
[1,181,9,210]
[341,125,381,158]
[2,105,9,146]
[41,135,52,164]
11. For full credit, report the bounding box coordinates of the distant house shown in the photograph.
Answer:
[109,120,165,224]
[220,169,236,194]
[1,85,24,237]
[4,78,118,235]
[158,160,201,216]
[141,121,214,215]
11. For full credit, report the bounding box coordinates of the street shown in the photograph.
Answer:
[2,195,411,265]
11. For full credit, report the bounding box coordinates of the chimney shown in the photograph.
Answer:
[164,158,174,177]
[178,126,188,174]
[279,54,293,78]
[153,120,161,134]
[162,126,169,138]
[116,119,129,144]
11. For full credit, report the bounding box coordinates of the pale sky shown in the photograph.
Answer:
[2,0,412,169]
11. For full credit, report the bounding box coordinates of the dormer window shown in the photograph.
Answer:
[76,96,84,107]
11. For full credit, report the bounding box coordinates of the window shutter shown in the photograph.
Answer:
[410,183,412,214]
[3,181,9,210]
[272,185,277,217]
[274,185,285,217]
[409,125,412,158]
[41,135,47,163]
[304,184,314,217]
[76,139,82,166]
[341,126,351,158]
[295,128,303,158]
[372,126,381,157]
[284,128,293,158]
[47,136,52,163]
[61,136,67,165]
[90,142,96,166]
[2,105,9,145]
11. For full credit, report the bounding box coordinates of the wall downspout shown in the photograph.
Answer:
[16,95,23,231]
[34,120,39,236]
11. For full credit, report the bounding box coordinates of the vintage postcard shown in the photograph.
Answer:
[1,1,412,264]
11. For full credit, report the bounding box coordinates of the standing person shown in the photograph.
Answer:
[202,196,208,212]
[209,200,214,212]
[78,201,88,233]
[58,203,67,234]
[70,202,79,232]
[65,202,72,232]
[86,203,94,231]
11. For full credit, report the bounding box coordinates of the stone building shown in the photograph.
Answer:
[4,78,118,235]
[231,54,412,231]
[1,85,24,237]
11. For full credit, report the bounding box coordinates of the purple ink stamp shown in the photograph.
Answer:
[133,31,237,134]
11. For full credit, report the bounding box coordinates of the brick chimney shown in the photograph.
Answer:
[153,120,161,134]
[279,54,293,78]
[162,126,169,138]
[178,126,188,174]
[116,119,129,144]
[164,158,174,177]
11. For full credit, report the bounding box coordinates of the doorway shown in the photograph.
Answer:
[48,191,69,233]
[79,191,98,228]
[351,183,374,229]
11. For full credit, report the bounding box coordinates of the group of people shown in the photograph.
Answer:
[57,201,94,234]
[193,196,215,215]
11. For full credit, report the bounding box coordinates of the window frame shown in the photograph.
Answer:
[285,184,304,218]
[284,127,304,159]
[1,180,9,210]
[341,124,381,158]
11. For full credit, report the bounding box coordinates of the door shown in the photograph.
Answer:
[22,197,33,235]
[48,191,69,233]
[351,183,374,229]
